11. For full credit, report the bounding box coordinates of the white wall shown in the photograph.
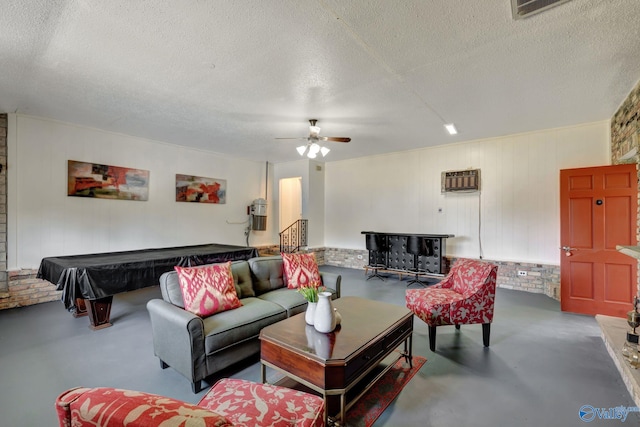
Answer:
[7,115,611,269]
[272,159,326,248]
[7,114,271,270]
[324,121,611,265]
[307,160,325,248]
[272,159,308,245]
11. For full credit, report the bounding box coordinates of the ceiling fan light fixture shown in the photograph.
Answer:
[279,119,350,159]
[445,123,458,135]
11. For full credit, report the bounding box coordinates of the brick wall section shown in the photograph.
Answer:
[0,270,61,310]
[325,247,368,269]
[324,247,561,301]
[495,260,560,300]
[611,79,640,298]
[611,79,640,164]
[257,245,326,265]
[0,113,7,296]
[0,247,563,310]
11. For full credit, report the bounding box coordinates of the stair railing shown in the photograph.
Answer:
[279,219,308,253]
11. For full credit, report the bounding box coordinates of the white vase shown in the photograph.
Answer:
[305,302,317,325]
[313,292,336,333]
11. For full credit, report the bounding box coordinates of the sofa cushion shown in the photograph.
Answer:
[282,252,322,289]
[248,256,286,295]
[203,297,287,355]
[230,260,255,298]
[175,262,242,317]
[199,378,325,427]
[258,288,308,317]
[160,261,255,307]
[406,287,464,326]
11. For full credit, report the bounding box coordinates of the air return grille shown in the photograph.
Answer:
[441,169,481,193]
[511,0,572,20]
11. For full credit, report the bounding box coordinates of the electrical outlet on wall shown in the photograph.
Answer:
[518,270,527,277]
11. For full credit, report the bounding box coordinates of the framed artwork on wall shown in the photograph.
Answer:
[175,174,226,204]
[68,160,150,201]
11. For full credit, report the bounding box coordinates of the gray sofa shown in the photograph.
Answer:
[146,255,341,393]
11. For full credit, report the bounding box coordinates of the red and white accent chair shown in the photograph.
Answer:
[56,378,325,427]
[405,258,498,352]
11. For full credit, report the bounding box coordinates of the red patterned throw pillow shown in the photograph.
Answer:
[174,262,241,317]
[282,252,322,289]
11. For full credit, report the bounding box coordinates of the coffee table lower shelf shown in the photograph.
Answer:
[261,339,412,426]
[259,297,414,426]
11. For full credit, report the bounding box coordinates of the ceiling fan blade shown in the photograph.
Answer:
[319,136,351,143]
[275,137,309,141]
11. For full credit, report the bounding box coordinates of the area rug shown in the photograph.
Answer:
[345,354,427,427]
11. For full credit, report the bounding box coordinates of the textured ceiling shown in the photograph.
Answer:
[1,0,639,163]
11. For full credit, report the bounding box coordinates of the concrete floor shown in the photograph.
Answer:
[0,265,637,426]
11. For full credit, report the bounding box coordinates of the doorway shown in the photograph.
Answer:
[560,164,637,317]
[279,177,302,233]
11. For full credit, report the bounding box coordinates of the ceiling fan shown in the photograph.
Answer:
[276,119,350,158]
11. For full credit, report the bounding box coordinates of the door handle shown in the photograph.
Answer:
[561,246,577,256]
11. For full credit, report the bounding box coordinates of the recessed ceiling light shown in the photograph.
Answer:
[445,124,458,135]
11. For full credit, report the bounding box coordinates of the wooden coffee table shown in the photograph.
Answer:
[259,297,413,425]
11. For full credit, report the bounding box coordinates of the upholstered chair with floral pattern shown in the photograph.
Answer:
[56,378,326,427]
[405,258,498,351]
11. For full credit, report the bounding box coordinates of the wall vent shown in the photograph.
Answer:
[441,169,481,193]
[511,0,572,20]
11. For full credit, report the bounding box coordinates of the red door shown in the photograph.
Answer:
[560,164,637,317]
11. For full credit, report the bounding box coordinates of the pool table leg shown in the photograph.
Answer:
[72,298,88,317]
[86,296,113,330]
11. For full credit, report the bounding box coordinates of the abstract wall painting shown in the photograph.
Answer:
[68,160,150,201]
[176,174,226,204]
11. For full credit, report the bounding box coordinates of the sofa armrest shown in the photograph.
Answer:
[55,387,232,427]
[320,272,341,298]
[146,299,206,385]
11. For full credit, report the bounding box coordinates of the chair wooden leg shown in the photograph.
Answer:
[428,325,436,352]
[482,323,491,347]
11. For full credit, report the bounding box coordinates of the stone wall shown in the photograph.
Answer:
[324,247,368,269]
[0,114,7,296]
[324,247,561,300]
[257,245,327,265]
[494,260,560,300]
[0,270,60,310]
[611,79,640,297]
[0,246,566,310]
[611,79,640,164]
